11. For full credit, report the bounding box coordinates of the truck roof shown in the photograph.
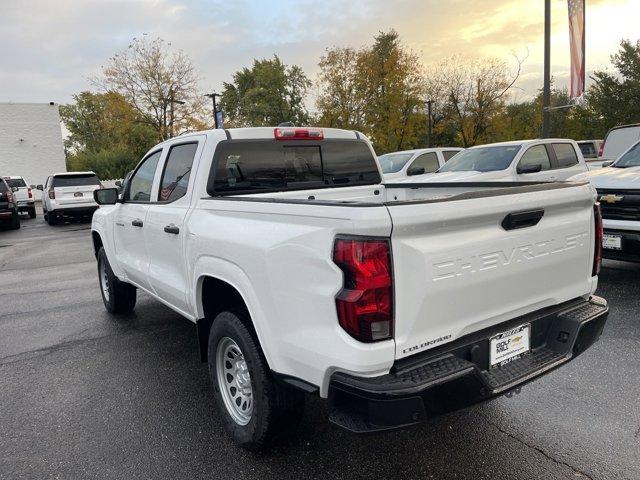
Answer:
[51,171,97,177]
[467,139,577,149]
[166,127,363,144]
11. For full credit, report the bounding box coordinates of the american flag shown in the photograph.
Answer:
[568,0,585,98]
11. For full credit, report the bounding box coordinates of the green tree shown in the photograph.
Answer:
[316,31,427,153]
[220,56,311,127]
[586,39,640,133]
[60,91,157,179]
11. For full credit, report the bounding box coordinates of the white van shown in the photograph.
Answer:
[598,124,640,165]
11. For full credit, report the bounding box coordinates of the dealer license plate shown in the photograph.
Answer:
[602,234,622,250]
[490,324,530,368]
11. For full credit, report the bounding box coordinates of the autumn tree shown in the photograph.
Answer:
[316,31,426,153]
[60,91,157,179]
[94,36,207,140]
[425,55,523,147]
[220,56,311,127]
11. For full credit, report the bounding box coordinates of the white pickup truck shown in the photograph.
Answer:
[91,127,608,449]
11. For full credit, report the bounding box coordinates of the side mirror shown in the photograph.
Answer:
[407,166,426,176]
[10,186,18,193]
[517,164,542,174]
[601,161,613,168]
[115,180,122,187]
[94,188,119,205]
[36,184,43,191]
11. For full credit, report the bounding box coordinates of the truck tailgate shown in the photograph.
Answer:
[387,183,596,360]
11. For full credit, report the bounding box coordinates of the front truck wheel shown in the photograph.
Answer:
[97,247,136,315]
[208,310,304,450]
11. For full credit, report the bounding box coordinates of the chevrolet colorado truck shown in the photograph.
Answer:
[91,127,609,449]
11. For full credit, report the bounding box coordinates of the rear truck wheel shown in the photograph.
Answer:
[11,213,20,229]
[28,207,36,219]
[46,211,57,225]
[208,310,304,450]
[97,247,136,315]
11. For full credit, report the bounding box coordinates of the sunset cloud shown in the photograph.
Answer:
[1,0,638,105]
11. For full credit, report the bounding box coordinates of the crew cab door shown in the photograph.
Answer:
[144,140,202,314]
[114,149,164,290]
[548,142,586,180]
[515,144,555,181]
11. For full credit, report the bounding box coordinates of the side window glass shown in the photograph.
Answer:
[409,152,439,173]
[126,151,162,202]
[442,150,460,161]
[158,143,198,202]
[552,143,579,168]
[519,145,551,171]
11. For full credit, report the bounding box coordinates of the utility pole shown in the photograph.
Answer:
[204,92,222,128]
[426,99,434,148]
[542,0,551,138]
[165,88,185,138]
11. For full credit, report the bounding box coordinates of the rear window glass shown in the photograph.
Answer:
[53,174,101,187]
[4,178,26,188]
[442,150,461,161]
[378,153,414,174]
[578,142,597,158]
[209,139,380,195]
[0,181,8,193]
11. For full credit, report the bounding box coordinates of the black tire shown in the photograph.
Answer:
[11,214,20,230]
[28,207,36,219]
[208,310,304,450]
[47,212,57,225]
[97,247,136,315]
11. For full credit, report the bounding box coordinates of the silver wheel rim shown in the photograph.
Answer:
[216,337,253,425]
[99,259,110,302]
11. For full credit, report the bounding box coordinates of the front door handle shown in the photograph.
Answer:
[131,219,143,227]
[164,224,180,235]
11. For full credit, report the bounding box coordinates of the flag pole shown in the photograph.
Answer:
[542,0,551,138]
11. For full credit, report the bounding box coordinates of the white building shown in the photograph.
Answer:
[0,102,66,199]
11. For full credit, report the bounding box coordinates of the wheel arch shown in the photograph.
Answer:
[195,274,271,367]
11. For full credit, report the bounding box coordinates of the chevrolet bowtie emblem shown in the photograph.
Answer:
[600,194,624,204]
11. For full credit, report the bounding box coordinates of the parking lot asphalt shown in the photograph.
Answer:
[1,207,639,480]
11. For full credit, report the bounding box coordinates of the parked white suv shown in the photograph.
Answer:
[399,139,588,183]
[3,176,36,218]
[37,172,102,225]
[378,147,463,182]
[91,127,608,449]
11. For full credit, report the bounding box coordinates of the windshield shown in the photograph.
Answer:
[438,145,522,173]
[377,153,414,174]
[4,178,26,188]
[613,142,640,168]
[52,174,101,187]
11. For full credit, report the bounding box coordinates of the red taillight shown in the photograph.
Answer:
[593,203,603,276]
[598,141,605,157]
[333,237,393,342]
[28,187,32,198]
[48,189,55,199]
[7,191,13,203]
[274,127,323,140]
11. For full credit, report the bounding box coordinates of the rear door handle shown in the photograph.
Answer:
[131,219,144,227]
[502,209,545,231]
[164,224,180,235]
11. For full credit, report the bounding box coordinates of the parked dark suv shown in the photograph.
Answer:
[0,177,20,229]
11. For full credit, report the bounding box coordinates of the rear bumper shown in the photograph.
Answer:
[328,296,608,433]
[602,228,640,262]
[17,200,35,211]
[50,205,98,216]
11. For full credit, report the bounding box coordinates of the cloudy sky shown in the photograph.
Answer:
[2,0,639,107]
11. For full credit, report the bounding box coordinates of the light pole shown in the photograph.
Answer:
[542,0,551,138]
[163,88,185,138]
[426,99,434,148]
[204,92,222,128]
